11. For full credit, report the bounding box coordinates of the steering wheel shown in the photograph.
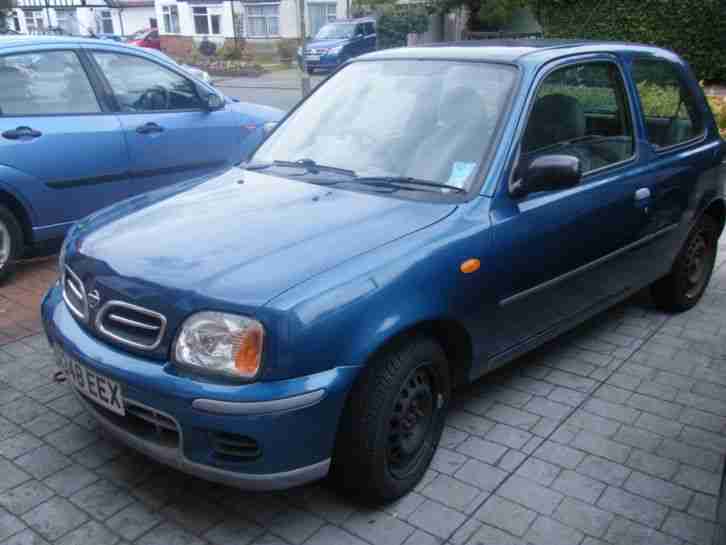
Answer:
[136,85,170,111]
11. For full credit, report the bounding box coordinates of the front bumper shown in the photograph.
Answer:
[41,282,361,490]
[297,53,342,71]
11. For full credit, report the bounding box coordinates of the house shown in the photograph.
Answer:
[156,0,348,56]
[7,0,156,37]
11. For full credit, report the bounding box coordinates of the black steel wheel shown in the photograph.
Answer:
[331,336,450,503]
[651,214,719,312]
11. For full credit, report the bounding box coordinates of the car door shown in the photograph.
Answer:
[629,57,719,267]
[484,57,659,361]
[87,47,243,195]
[0,47,129,238]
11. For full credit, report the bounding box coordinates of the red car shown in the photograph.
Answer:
[126,28,160,49]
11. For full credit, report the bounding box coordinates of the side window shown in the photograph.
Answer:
[522,61,635,175]
[0,51,100,116]
[366,22,375,35]
[92,52,203,112]
[632,59,703,149]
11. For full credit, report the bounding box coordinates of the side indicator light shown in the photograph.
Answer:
[460,258,480,274]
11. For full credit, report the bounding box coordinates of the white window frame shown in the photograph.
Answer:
[192,6,222,35]
[97,10,114,34]
[245,3,279,38]
[23,10,45,33]
[161,5,180,34]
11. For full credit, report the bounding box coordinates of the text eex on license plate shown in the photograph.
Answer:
[56,350,125,416]
[305,55,320,61]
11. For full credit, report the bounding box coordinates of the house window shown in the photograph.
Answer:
[246,4,278,38]
[193,7,222,35]
[56,9,78,35]
[12,13,21,32]
[98,10,114,34]
[162,5,179,34]
[24,10,45,33]
[309,3,336,36]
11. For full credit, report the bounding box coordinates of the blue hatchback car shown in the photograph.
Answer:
[0,35,283,281]
[298,18,376,73]
[43,41,725,502]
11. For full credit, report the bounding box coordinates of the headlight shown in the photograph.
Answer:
[175,312,264,379]
[297,46,302,56]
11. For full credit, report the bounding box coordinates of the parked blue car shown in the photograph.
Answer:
[43,41,725,502]
[0,35,283,280]
[298,17,376,73]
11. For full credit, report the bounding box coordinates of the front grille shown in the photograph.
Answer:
[209,431,261,461]
[62,266,88,321]
[95,301,166,351]
[305,48,327,55]
[84,394,180,449]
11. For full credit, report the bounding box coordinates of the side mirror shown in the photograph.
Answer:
[203,92,225,111]
[510,154,581,198]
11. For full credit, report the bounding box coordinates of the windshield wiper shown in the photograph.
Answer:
[246,158,356,177]
[353,176,466,194]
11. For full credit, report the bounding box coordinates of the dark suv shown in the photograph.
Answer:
[298,17,376,73]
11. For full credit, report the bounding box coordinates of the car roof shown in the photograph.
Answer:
[359,39,680,65]
[331,17,375,24]
[0,35,132,50]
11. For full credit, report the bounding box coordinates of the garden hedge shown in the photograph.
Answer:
[537,0,726,82]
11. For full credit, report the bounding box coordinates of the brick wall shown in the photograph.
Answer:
[160,35,195,57]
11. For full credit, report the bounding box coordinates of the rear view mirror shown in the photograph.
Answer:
[510,154,581,198]
[203,93,224,111]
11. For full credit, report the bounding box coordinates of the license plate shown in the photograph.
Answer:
[305,55,320,62]
[55,348,125,416]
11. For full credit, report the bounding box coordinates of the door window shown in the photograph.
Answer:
[93,52,203,112]
[522,61,635,175]
[364,22,375,35]
[632,59,704,149]
[0,51,100,115]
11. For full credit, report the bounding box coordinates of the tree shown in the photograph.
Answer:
[429,0,532,31]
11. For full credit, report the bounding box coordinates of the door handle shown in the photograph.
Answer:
[634,188,651,201]
[136,122,164,134]
[2,126,42,140]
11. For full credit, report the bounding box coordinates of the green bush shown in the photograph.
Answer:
[708,95,726,137]
[376,6,429,49]
[218,42,243,61]
[538,0,726,82]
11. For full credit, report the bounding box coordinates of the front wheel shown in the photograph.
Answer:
[331,336,450,503]
[0,205,22,284]
[651,214,719,312]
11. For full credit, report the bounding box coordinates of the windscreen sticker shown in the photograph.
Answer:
[448,162,476,188]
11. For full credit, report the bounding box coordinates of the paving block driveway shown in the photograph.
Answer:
[2,238,726,545]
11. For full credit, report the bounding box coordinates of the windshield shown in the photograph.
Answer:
[315,23,355,39]
[252,60,517,193]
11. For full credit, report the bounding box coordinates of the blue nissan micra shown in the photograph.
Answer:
[0,35,282,282]
[43,41,725,502]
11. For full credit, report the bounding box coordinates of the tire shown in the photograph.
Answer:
[0,205,22,284]
[331,336,451,503]
[651,214,719,312]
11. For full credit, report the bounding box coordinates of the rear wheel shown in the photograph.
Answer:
[651,215,719,312]
[331,336,450,503]
[0,205,22,284]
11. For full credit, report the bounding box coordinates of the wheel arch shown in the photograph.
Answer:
[359,316,475,389]
[0,187,33,248]
[702,197,726,237]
